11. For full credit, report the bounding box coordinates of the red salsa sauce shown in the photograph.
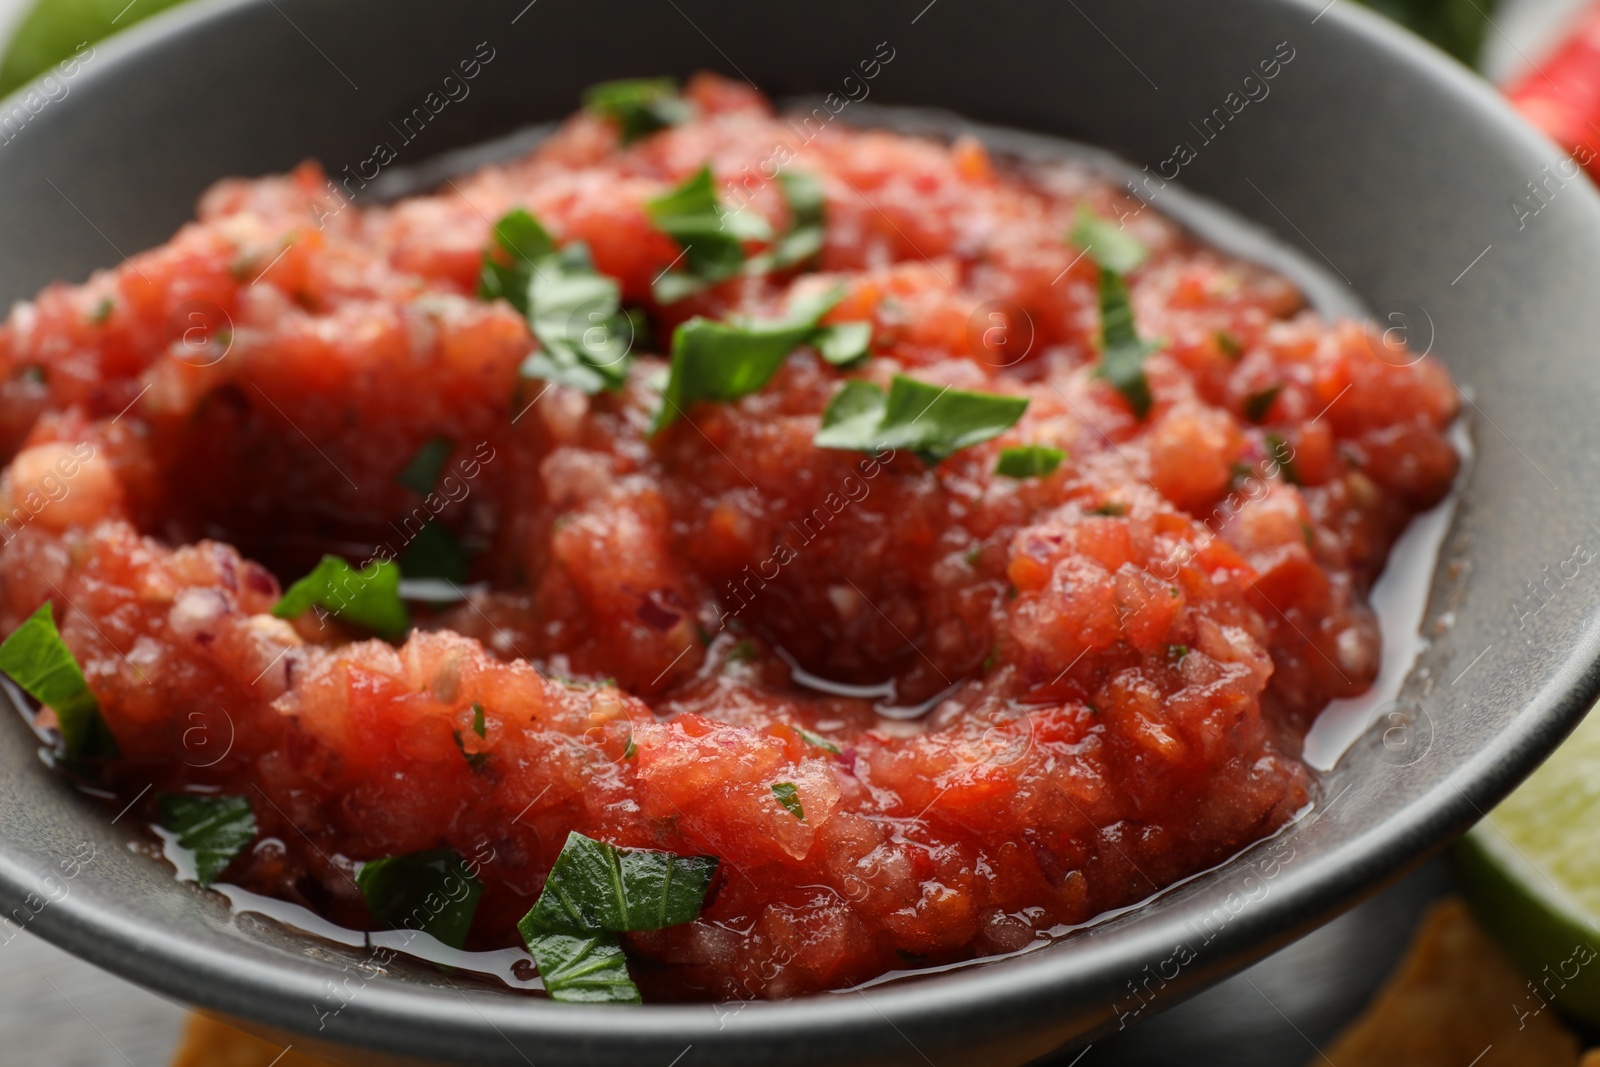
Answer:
[0,74,1458,999]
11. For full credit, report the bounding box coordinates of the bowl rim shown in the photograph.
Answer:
[5,0,1600,1061]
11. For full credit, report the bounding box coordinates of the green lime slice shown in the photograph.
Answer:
[0,0,192,96]
[1455,707,1600,1026]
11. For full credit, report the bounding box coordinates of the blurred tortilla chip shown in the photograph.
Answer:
[171,1013,341,1067]
[1320,898,1581,1067]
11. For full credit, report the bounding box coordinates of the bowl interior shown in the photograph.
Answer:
[2,1,1600,1064]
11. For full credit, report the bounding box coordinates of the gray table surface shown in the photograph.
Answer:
[0,0,1578,1063]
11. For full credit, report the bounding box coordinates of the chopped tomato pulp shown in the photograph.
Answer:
[0,74,1458,999]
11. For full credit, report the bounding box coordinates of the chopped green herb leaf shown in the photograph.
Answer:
[397,436,453,496]
[813,321,873,368]
[515,830,716,1003]
[478,210,634,394]
[1068,207,1148,275]
[651,288,843,432]
[273,556,408,641]
[1092,267,1161,419]
[623,735,638,760]
[477,208,555,311]
[814,374,1029,465]
[1091,501,1127,517]
[751,169,826,273]
[1168,644,1190,661]
[90,298,114,325]
[470,701,487,739]
[519,831,718,937]
[157,793,256,887]
[726,640,757,665]
[1301,520,1316,547]
[771,782,805,820]
[996,444,1065,479]
[1243,385,1282,424]
[1215,331,1244,360]
[356,848,483,949]
[0,602,116,759]
[400,520,470,586]
[453,729,488,769]
[1266,433,1301,485]
[476,207,633,391]
[794,726,842,755]
[582,78,692,145]
[520,246,634,393]
[524,930,640,1003]
[646,166,768,303]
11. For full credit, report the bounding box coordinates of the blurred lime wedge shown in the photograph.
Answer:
[0,0,191,96]
[1456,707,1600,1026]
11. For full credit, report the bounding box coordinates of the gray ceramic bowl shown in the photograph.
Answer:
[1,0,1598,1064]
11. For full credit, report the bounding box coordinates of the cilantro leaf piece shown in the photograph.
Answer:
[1215,330,1244,360]
[356,848,483,950]
[397,436,453,496]
[477,209,555,312]
[519,831,718,937]
[1266,433,1302,485]
[650,288,845,432]
[1092,267,1161,419]
[1244,385,1283,424]
[996,444,1065,479]
[157,793,256,887]
[813,321,872,368]
[519,245,634,393]
[272,556,409,641]
[814,375,1029,465]
[1069,207,1149,275]
[751,169,826,273]
[582,78,691,145]
[451,702,490,767]
[453,730,488,770]
[478,210,634,394]
[0,602,116,759]
[794,726,842,755]
[646,166,768,303]
[524,930,640,1003]
[771,782,805,820]
[400,520,470,586]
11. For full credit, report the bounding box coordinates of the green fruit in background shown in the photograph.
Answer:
[0,0,192,95]
[1455,704,1600,1027]
[1357,0,1497,65]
